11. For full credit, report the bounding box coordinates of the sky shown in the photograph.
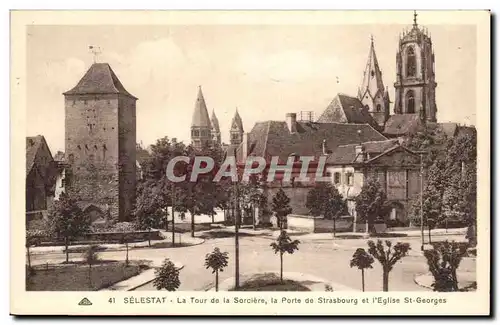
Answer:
[26,19,477,153]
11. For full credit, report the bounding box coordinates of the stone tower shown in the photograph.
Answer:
[358,36,390,127]
[191,86,212,149]
[394,11,437,122]
[63,63,137,221]
[229,108,244,146]
[210,109,221,145]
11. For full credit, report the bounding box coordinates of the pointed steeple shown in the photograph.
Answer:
[230,108,244,145]
[231,108,244,133]
[210,109,221,145]
[191,86,211,128]
[359,36,385,100]
[210,109,220,133]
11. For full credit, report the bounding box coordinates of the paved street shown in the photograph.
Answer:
[30,232,475,292]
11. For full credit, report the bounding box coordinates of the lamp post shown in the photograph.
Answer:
[420,153,425,251]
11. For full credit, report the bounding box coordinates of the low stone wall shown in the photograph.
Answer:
[287,215,355,233]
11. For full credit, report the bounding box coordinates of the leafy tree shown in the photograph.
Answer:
[306,183,347,237]
[47,192,91,263]
[134,180,165,246]
[349,248,374,292]
[270,230,300,283]
[367,240,411,291]
[355,179,389,234]
[153,258,180,291]
[271,188,292,230]
[423,241,468,291]
[204,247,229,291]
[113,222,136,266]
[83,244,100,288]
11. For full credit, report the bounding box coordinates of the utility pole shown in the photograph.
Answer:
[420,153,425,251]
[234,181,240,289]
[171,183,175,247]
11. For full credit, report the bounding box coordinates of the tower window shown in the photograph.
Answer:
[370,70,375,77]
[406,46,416,77]
[406,90,415,114]
[376,104,382,112]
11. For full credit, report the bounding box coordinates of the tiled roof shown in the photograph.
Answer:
[383,114,421,136]
[316,94,380,129]
[26,136,44,176]
[236,120,387,162]
[191,86,212,128]
[327,139,400,165]
[63,63,137,99]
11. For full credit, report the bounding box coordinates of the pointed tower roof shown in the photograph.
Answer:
[191,86,212,128]
[63,63,137,99]
[359,36,385,100]
[210,109,220,132]
[231,108,244,132]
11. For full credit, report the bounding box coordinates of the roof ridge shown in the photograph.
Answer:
[261,121,271,159]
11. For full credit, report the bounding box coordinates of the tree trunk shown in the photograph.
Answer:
[361,268,365,292]
[171,209,175,247]
[65,237,69,263]
[125,242,129,266]
[89,263,92,288]
[280,252,284,284]
[191,212,195,238]
[211,213,214,224]
[451,268,459,291]
[333,219,337,238]
[215,270,219,292]
[428,226,432,244]
[26,246,31,269]
[148,229,151,247]
[382,269,389,292]
[235,213,240,290]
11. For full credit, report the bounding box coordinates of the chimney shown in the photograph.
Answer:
[242,133,249,161]
[355,144,366,163]
[286,113,297,133]
[322,139,328,155]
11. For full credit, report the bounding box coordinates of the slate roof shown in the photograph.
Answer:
[191,86,212,128]
[235,120,387,162]
[383,114,422,136]
[327,139,400,165]
[63,63,137,99]
[316,94,380,129]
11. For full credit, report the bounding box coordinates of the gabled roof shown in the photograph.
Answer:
[316,94,380,129]
[383,114,422,136]
[26,136,45,176]
[191,86,212,128]
[63,63,137,99]
[327,139,400,165]
[236,120,387,162]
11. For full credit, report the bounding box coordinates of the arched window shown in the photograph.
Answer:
[406,90,415,114]
[406,46,416,77]
[376,104,382,112]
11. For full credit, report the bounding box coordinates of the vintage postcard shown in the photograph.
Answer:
[11,10,490,316]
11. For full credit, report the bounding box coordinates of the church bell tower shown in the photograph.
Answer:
[394,11,437,122]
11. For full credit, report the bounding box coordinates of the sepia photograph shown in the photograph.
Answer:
[10,9,490,316]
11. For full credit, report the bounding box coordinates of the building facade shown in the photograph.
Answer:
[63,63,137,222]
[326,140,424,226]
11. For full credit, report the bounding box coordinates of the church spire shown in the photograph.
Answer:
[191,86,212,149]
[210,109,221,145]
[359,35,385,101]
[230,107,244,145]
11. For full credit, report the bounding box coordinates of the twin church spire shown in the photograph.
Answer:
[190,86,243,149]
